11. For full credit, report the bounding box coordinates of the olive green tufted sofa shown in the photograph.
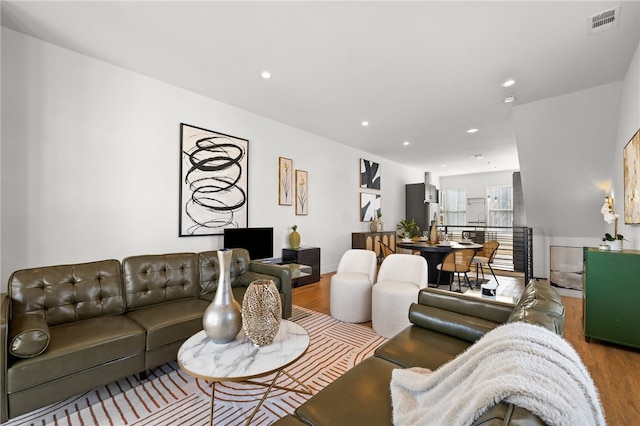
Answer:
[0,249,291,422]
[275,280,567,426]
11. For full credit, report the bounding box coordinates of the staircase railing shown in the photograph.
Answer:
[440,225,533,282]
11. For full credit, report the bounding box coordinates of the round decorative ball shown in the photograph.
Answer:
[242,280,282,347]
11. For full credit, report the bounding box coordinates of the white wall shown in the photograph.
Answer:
[611,42,640,249]
[514,83,622,277]
[513,36,640,279]
[0,28,424,292]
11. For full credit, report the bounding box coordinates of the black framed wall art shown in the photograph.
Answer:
[179,123,249,236]
[360,158,381,190]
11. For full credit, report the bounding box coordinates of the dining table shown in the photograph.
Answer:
[396,239,483,286]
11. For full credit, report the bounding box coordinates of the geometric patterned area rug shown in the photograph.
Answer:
[6,306,387,426]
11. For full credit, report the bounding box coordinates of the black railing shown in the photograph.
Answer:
[439,225,533,282]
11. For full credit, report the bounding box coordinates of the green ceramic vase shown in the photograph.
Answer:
[289,230,301,249]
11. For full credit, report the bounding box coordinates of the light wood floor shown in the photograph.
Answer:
[292,272,640,426]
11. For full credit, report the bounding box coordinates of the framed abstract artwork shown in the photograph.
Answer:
[360,158,381,190]
[295,170,308,215]
[179,123,249,236]
[624,129,640,224]
[360,192,380,221]
[278,157,293,206]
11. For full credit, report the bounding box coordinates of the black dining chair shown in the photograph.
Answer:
[436,248,475,292]
[379,241,395,260]
[471,241,500,286]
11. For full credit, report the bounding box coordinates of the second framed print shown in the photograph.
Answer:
[360,193,380,221]
[296,170,308,215]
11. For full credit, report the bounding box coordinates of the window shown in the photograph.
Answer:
[441,188,466,225]
[488,185,513,226]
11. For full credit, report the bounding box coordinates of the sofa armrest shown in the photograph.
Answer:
[417,288,515,323]
[407,288,515,342]
[508,279,565,336]
[249,262,293,319]
[408,303,501,343]
[250,262,292,293]
[1,293,10,422]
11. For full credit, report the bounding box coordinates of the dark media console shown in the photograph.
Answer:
[281,246,321,287]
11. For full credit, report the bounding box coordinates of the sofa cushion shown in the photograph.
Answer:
[123,253,199,310]
[9,313,50,358]
[236,271,282,289]
[294,357,397,426]
[472,402,546,425]
[198,249,252,296]
[7,315,145,393]
[9,259,125,327]
[374,325,473,370]
[125,298,209,350]
[199,287,248,304]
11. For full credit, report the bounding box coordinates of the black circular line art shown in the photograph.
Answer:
[183,136,246,235]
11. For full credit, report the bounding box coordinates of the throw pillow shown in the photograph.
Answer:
[9,313,51,358]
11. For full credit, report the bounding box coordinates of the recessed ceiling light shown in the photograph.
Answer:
[502,79,515,87]
[504,96,516,103]
[403,141,410,146]
[441,164,447,167]
[361,121,369,127]
[466,128,479,134]
[260,70,272,79]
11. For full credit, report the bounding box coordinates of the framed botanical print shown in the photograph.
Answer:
[278,157,293,206]
[295,170,308,215]
[179,123,248,236]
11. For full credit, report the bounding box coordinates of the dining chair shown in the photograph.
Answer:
[379,241,395,259]
[436,248,475,292]
[472,241,500,286]
[330,249,378,323]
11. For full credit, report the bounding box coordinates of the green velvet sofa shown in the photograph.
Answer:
[275,280,566,426]
[0,248,291,422]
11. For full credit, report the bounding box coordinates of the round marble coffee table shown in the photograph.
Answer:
[178,320,311,425]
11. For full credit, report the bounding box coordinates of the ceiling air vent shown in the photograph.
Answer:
[587,6,620,35]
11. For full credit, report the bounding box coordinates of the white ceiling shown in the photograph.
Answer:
[2,1,639,177]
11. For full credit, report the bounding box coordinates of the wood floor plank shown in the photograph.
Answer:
[293,272,640,425]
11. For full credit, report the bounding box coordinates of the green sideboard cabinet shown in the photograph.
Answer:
[582,247,640,349]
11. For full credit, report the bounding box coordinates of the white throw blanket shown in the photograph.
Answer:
[390,322,605,426]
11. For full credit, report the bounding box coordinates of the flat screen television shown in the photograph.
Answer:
[223,227,274,260]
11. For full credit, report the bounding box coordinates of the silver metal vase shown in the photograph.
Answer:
[202,249,242,344]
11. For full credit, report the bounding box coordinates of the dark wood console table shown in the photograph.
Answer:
[352,231,396,264]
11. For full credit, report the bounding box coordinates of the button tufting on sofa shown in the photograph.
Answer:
[1,249,293,422]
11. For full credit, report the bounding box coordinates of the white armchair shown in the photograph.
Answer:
[372,254,428,338]
[330,249,378,323]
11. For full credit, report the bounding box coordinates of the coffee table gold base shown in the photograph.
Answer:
[208,369,313,425]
